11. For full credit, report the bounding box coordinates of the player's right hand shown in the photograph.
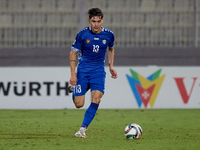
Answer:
[69,74,77,85]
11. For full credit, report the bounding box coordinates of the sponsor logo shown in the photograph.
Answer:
[0,81,69,96]
[94,38,99,40]
[174,77,197,104]
[126,69,165,108]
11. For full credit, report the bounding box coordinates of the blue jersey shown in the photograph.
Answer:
[71,26,115,73]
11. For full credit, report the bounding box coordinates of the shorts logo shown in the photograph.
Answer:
[86,39,90,44]
[102,40,106,44]
[126,69,165,108]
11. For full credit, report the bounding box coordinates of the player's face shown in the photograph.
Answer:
[89,16,103,34]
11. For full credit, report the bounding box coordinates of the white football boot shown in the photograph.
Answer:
[75,128,87,138]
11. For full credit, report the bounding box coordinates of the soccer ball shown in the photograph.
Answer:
[124,123,142,139]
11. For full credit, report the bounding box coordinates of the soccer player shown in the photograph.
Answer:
[69,8,118,138]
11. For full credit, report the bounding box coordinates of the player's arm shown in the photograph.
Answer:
[108,47,118,79]
[69,50,77,85]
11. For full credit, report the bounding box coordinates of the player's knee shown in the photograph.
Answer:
[74,100,84,108]
[74,96,85,108]
[75,104,83,108]
[75,102,84,108]
[92,97,101,104]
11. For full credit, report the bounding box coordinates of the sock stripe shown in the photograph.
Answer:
[90,102,99,110]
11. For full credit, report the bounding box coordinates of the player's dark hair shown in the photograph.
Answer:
[88,8,103,19]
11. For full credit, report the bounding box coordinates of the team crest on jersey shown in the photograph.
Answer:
[86,39,90,44]
[102,40,106,44]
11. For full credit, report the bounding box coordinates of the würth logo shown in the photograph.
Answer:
[0,81,69,96]
[174,77,197,104]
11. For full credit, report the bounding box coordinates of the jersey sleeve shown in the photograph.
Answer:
[71,32,82,52]
[109,32,115,49]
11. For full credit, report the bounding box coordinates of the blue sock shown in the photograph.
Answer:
[81,102,99,128]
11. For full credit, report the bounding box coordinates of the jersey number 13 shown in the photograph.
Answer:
[93,45,99,53]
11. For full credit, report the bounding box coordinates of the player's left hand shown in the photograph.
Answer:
[109,67,118,79]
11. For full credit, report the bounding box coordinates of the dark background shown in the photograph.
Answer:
[0,48,200,66]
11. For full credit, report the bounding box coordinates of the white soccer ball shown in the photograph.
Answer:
[124,123,142,139]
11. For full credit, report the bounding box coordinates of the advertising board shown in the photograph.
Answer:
[0,66,199,109]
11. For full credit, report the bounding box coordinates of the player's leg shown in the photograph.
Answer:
[75,72,106,138]
[72,73,91,138]
[68,72,89,107]
[74,95,85,108]
[73,84,90,108]
[69,84,86,108]
[75,90,103,138]
[81,71,105,127]
[68,84,90,104]
[81,90,103,127]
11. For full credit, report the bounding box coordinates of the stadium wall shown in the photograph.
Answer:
[0,47,200,66]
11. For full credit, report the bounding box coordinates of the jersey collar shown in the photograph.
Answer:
[89,26,104,32]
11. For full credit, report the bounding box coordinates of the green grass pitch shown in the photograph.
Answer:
[0,109,200,150]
